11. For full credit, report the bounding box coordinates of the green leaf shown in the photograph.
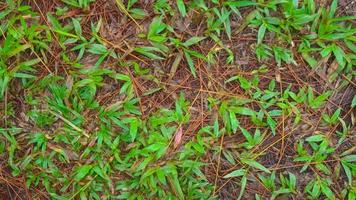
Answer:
[329,0,337,18]
[306,134,325,142]
[14,73,36,79]
[309,90,331,109]
[289,172,296,189]
[257,24,266,44]
[18,58,41,67]
[7,44,31,58]
[302,53,317,68]
[316,163,331,174]
[267,116,276,135]
[236,10,258,34]
[61,0,80,7]
[145,143,164,152]
[168,173,184,200]
[127,0,138,8]
[72,18,82,36]
[271,188,291,200]
[223,150,236,165]
[129,118,138,142]
[92,166,105,179]
[148,16,167,42]
[0,9,12,20]
[74,165,92,181]
[239,77,252,90]
[53,29,79,38]
[310,181,320,198]
[111,74,131,82]
[231,107,255,116]
[223,169,246,178]
[129,8,147,19]
[214,119,220,138]
[237,175,247,200]
[243,159,270,173]
[88,44,108,55]
[332,45,345,66]
[255,194,261,200]
[224,1,258,7]
[294,14,316,25]
[268,110,282,117]
[341,162,352,184]
[184,50,197,78]
[352,95,356,107]
[342,155,356,162]
[182,36,206,47]
[331,108,341,122]
[240,127,253,143]
[185,49,206,60]
[225,75,239,83]
[134,46,165,60]
[330,15,356,22]
[156,169,167,185]
[229,112,239,133]
[177,0,186,17]
[320,182,334,199]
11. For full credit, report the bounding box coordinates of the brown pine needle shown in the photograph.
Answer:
[114,0,143,31]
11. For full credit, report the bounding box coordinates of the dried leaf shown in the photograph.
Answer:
[327,59,338,81]
[173,127,183,148]
[169,52,183,79]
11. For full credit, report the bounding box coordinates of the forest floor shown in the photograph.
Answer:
[0,0,355,199]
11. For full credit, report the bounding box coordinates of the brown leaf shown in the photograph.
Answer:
[276,71,281,83]
[169,52,183,79]
[173,127,183,149]
[327,59,338,82]
[48,143,78,161]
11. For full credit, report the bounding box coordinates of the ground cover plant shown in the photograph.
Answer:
[0,0,355,199]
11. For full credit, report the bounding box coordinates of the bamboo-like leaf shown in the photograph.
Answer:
[176,0,186,17]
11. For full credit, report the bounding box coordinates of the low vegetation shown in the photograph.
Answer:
[0,0,355,199]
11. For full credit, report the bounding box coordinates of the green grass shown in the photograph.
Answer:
[0,0,355,199]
